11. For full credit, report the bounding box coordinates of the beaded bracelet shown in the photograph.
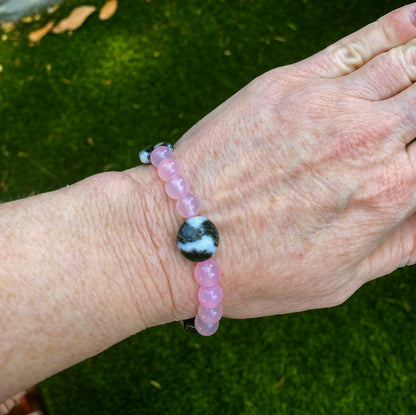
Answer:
[138,142,223,336]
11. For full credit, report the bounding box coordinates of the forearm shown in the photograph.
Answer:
[0,168,195,400]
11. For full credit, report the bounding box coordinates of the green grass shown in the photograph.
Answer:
[1,0,416,413]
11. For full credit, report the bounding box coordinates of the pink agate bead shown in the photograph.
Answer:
[198,284,223,308]
[150,146,173,167]
[157,158,180,181]
[176,193,200,218]
[195,315,219,336]
[165,175,190,199]
[194,259,220,287]
[198,304,223,325]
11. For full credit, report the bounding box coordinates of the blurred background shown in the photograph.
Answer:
[0,0,60,21]
[1,0,416,413]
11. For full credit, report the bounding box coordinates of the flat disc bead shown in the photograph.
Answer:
[165,175,190,199]
[195,315,219,336]
[157,158,180,181]
[195,259,220,287]
[177,216,219,262]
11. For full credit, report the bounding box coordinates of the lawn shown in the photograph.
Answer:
[1,0,416,413]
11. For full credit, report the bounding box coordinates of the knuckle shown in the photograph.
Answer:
[331,40,366,75]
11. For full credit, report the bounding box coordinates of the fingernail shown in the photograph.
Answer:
[410,10,416,26]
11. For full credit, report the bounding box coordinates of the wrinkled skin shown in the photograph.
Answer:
[5,3,416,402]
[124,4,416,321]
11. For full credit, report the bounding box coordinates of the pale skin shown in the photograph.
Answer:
[1,3,416,402]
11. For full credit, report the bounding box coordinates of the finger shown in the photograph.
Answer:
[341,39,416,101]
[359,213,416,283]
[296,3,416,79]
[381,81,416,146]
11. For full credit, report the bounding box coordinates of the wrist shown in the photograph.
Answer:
[0,169,199,400]
[130,141,229,335]
[122,165,200,327]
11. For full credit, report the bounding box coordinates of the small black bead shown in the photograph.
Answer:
[182,318,197,332]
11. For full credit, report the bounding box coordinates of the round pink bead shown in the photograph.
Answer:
[198,304,223,325]
[176,193,200,218]
[195,315,219,336]
[157,158,180,181]
[194,259,221,287]
[150,146,173,167]
[198,284,223,308]
[165,175,190,199]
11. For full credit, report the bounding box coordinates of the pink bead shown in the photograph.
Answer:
[198,304,223,325]
[194,259,220,287]
[165,175,190,199]
[195,315,219,336]
[157,158,180,181]
[198,284,223,308]
[176,193,200,218]
[150,146,173,167]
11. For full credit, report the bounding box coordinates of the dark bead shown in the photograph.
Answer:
[177,216,219,262]
[182,318,197,332]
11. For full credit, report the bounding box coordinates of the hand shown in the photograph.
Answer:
[5,3,416,400]
[133,3,416,320]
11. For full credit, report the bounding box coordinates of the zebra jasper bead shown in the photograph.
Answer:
[177,216,219,262]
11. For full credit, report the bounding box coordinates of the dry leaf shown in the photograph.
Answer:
[28,21,55,43]
[52,6,96,34]
[274,375,286,389]
[150,380,162,390]
[0,22,15,32]
[21,16,34,23]
[273,35,287,43]
[47,5,60,15]
[99,0,118,20]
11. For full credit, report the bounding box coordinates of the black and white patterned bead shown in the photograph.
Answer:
[177,216,219,262]
[138,141,174,164]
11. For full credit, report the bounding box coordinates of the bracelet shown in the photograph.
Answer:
[138,142,223,336]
